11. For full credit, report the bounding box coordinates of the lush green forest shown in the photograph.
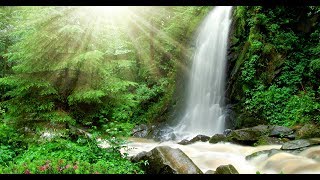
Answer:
[0,6,320,174]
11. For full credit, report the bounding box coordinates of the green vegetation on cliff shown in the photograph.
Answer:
[227,6,320,127]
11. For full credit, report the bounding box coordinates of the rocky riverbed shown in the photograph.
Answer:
[122,124,320,174]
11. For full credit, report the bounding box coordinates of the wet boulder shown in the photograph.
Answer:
[190,135,210,142]
[225,125,295,146]
[131,124,151,138]
[177,139,190,145]
[214,164,239,174]
[281,138,320,151]
[223,129,233,136]
[131,146,203,174]
[226,125,270,145]
[245,149,283,160]
[178,135,210,145]
[148,123,176,141]
[269,125,295,139]
[296,123,320,139]
[209,134,227,144]
[132,123,176,141]
[255,136,289,146]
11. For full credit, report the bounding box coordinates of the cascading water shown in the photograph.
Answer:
[173,6,233,139]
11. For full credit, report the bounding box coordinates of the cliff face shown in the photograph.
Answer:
[225,6,320,129]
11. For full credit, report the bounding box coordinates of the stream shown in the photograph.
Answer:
[121,137,320,174]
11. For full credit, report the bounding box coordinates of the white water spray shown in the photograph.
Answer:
[173,6,233,139]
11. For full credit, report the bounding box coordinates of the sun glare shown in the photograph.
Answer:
[69,6,179,77]
[84,6,130,18]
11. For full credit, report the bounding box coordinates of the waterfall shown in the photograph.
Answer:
[173,6,233,140]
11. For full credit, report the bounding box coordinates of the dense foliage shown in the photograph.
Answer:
[0,133,144,174]
[227,6,320,127]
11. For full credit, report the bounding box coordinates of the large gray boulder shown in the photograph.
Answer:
[281,138,320,151]
[214,164,239,174]
[226,125,270,145]
[225,125,295,146]
[131,146,203,174]
[269,125,295,139]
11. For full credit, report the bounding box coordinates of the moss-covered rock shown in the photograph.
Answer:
[226,125,270,145]
[296,123,320,139]
[216,125,295,146]
[214,164,239,174]
[209,134,227,144]
[254,136,289,146]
